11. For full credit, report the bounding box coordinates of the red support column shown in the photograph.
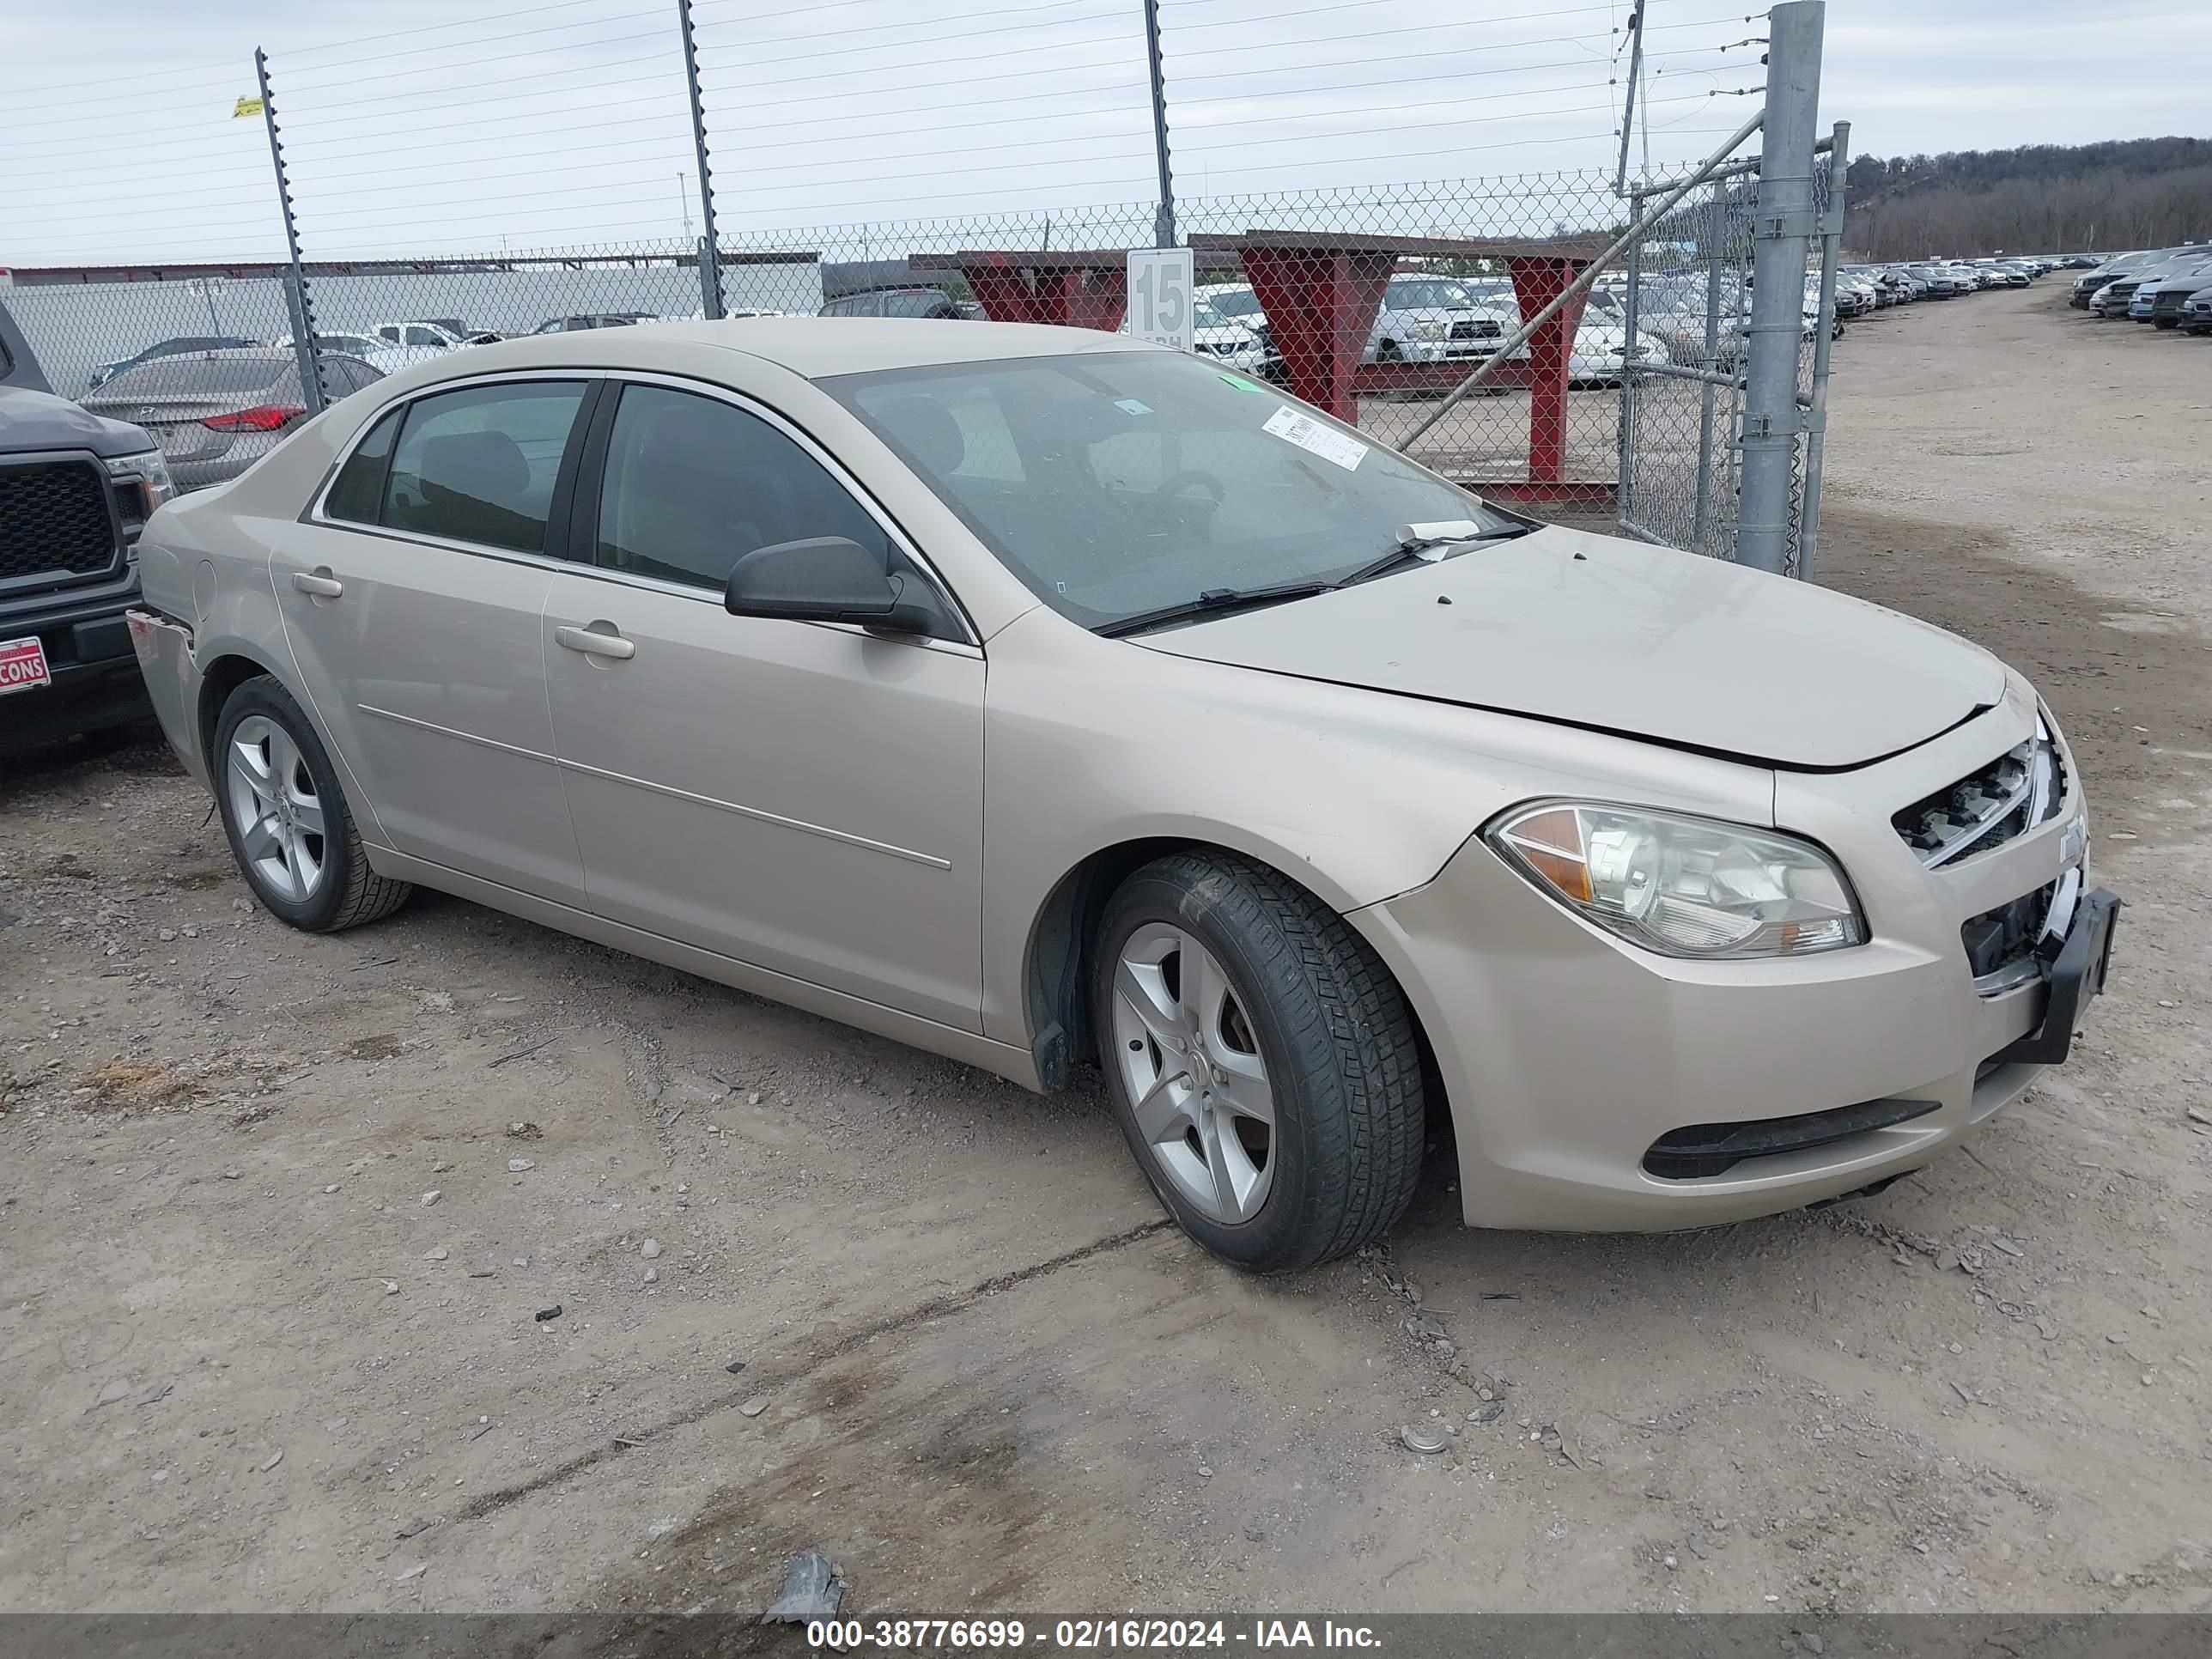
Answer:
[950,258,1128,330]
[965,264,1052,324]
[1239,246,1394,422]
[1504,256,1589,487]
[1063,268,1128,331]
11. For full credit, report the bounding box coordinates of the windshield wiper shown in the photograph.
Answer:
[1095,522,1539,639]
[1335,521,1537,587]
[1094,580,1337,638]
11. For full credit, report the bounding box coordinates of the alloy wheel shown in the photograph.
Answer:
[1111,922,1275,1224]
[226,714,326,903]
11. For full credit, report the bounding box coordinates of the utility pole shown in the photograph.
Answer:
[1734,0,1824,575]
[677,170,693,241]
[1142,0,1176,246]
[676,0,722,318]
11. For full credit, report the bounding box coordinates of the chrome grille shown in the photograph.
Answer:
[1893,718,2066,868]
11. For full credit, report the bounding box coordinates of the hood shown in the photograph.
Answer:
[0,383,158,459]
[1137,525,2006,771]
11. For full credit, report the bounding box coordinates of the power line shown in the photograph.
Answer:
[277,10,667,88]
[708,100,1147,157]
[706,70,1142,125]
[281,0,652,65]
[704,27,1140,91]
[699,0,1123,58]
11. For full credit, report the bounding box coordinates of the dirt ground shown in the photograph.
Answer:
[3,287,2209,1620]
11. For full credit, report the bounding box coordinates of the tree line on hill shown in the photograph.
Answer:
[1844,137,2212,259]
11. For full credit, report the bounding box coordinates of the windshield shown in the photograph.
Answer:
[827,349,1510,630]
[1201,288,1261,319]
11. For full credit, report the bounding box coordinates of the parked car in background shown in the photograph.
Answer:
[530,313,661,332]
[1186,295,1269,372]
[1365,276,1524,368]
[2148,270,2210,329]
[371,321,470,353]
[82,348,380,492]
[2071,250,2160,308]
[87,336,261,394]
[276,331,445,379]
[0,296,171,751]
[2179,287,2212,336]
[125,318,2117,1270]
[818,289,964,319]
[2130,256,2212,324]
[1903,264,1962,298]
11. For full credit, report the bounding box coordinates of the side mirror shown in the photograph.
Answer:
[723,537,936,635]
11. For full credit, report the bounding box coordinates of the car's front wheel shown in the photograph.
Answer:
[213,676,412,933]
[1092,851,1425,1273]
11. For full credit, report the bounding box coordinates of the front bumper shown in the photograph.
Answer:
[1351,686,2115,1231]
[1395,337,1527,365]
[0,571,150,753]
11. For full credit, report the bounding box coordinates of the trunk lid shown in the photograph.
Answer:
[1137,524,2006,770]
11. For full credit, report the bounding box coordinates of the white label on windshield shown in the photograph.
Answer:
[1262,404,1367,471]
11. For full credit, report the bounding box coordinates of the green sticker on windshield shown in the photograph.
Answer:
[1218,373,1265,393]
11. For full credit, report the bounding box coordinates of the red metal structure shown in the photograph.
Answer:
[909,248,1239,331]
[914,231,1612,502]
[1190,231,1609,501]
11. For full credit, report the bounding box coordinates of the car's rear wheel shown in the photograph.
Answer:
[214,676,411,933]
[1092,851,1425,1273]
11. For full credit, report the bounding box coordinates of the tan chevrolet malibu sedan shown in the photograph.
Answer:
[125,319,2118,1272]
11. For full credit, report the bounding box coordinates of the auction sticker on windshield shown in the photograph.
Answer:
[1262,404,1367,471]
[0,636,52,696]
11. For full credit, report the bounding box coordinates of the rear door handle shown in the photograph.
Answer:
[291,570,343,599]
[555,624,635,661]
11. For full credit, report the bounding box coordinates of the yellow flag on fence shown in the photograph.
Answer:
[233,95,264,118]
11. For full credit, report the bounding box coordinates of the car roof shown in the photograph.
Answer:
[428,316,1158,380]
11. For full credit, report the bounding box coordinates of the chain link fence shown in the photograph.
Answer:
[3,3,1843,566]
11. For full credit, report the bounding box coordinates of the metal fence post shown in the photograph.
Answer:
[254,48,325,417]
[1795,118,1850,582]
[1691,181,1728,556]
[1613,3,1648,196]
[677,0,723,319]
[1618,189,1644,529]
[1734,0,1824,574]
[1142,0,1177,246]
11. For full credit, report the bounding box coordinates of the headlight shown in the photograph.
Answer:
[102,449,175,555]
[1486,801,1865,959]
[1406,319,1448,341]
[103,448,176,514]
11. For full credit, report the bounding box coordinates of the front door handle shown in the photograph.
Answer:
[291,569,343,599]
[555,624,635,661]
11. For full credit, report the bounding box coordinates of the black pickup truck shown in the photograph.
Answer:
[1,298,173,754]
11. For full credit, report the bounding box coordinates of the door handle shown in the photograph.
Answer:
[555,624,635,661]
[291,570,343,599]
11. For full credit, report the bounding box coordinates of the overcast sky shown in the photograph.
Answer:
[3,0,2204,267]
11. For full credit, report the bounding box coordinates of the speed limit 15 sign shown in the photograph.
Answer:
[1127,246,1195,351]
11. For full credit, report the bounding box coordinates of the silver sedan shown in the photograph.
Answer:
[126,319,2115,1271]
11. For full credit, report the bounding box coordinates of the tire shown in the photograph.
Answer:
[211,675,412,933]
[1091,850,1425,1273]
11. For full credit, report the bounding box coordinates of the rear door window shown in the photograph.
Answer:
[379,380,588,554]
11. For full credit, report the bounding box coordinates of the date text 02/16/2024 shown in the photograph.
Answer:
[806,1620,1383,1650]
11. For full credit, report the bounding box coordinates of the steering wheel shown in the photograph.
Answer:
[1137,468,1227,532]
